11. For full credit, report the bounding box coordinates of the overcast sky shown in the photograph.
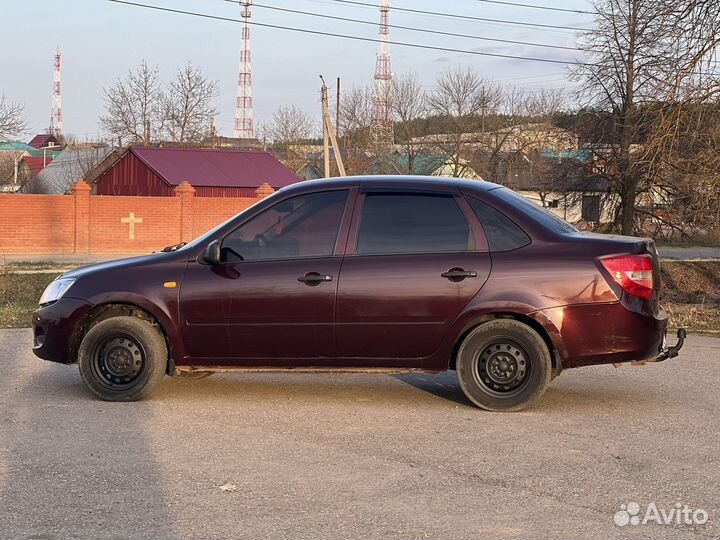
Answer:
[0,0,594,140]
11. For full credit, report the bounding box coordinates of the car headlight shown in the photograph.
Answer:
[39,278,76,306]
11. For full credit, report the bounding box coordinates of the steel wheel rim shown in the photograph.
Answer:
[90,334,147,391]
[471,339,531,397]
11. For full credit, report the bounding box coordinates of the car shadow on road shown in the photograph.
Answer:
[393,371,476,408]
[396,369,675,412]
[38,363,674,414]
[0,360,180,540]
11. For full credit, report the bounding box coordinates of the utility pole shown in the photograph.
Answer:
[336,77,341,138]
[320,76,346,177]
[322,84,330,177]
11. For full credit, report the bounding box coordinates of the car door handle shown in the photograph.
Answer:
[298,272,333,285]
[441,269,477,281]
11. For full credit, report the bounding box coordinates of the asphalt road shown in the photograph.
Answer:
[658,246,720,260]
[1,329,718,540]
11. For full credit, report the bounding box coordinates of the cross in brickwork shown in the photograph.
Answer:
[121,212,143,240]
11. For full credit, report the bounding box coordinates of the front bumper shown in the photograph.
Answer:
[32,298,92,364]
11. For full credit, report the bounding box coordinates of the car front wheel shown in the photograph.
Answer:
[456,319,551,411]
[78,316,167,401]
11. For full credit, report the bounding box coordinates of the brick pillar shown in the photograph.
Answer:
[256,182,275,199]
[72,180,91,253]
[175,181,195,242]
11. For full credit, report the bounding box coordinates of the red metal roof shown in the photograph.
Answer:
[130,147,302,189]
[28,134,60,149]
[22,156,52,175]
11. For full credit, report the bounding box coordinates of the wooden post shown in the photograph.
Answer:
[321,79,346,177]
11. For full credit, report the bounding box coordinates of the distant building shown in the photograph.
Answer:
[367,153,483,180]
[0,141,62,190]
[92,146,302,197]
[24,146,116,194]
[27,134,63,150]
[296,161,324,181]
[411,123,578,155]
[498,150,614,226]
[22,156,51,176]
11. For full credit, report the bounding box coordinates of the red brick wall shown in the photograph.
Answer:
[0,194,76,254]
[0,181,272,255]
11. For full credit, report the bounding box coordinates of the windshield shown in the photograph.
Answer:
[492,187,578,234]
[176,197,268,252]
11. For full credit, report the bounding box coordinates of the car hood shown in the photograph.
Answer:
[62,253,176,280]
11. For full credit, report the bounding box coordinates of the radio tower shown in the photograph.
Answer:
[50,47,64,138]
[234,0,255,139]
[372,0,393,148]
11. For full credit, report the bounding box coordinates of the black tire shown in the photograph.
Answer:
[78,316,167,401]
[456,319,551,412]
[172,371,213,381]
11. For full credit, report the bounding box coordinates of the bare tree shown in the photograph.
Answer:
[391,73,428,174]
[267,105,313,171]
[572,0,720,235]
[100,61,163,145]
[0,95,28,142]
[162,62,218,144]
[476,86,570,184]
[339,85,375,175]
[427,67,502,176]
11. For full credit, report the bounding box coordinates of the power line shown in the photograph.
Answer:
[107,0,591,66]
[473,0,595,15]
[223,0,584,52]
[329,0,590,32]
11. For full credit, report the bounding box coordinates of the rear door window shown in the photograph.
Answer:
[356,193,471,255]
[467,196,531,252]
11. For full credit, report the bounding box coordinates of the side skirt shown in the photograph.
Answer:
[172,366,442,375]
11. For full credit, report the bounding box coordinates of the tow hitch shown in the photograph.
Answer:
[654,328,687,362]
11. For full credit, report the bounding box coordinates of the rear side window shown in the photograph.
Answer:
[467,196,531,252]
[491,187,577,234]
[357,193,471,255]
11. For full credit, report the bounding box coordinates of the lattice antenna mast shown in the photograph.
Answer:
[372,0,393,147]
[51,47,64,138]
[234,0,255,139]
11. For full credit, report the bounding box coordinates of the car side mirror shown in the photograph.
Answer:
[202,240,222,265]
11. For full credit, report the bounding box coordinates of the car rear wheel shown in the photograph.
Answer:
[78,316,167,401]
[456,319,551,411]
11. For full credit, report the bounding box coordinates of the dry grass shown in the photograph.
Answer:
[0,271,60,328]
[660,261,720,333]
[663,303,720,334]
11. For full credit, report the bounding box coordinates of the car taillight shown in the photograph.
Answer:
[600,254,654,300]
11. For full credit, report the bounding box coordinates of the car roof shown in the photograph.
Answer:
[278,175,503,195]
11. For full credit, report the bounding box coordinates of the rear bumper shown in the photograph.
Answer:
[32,298,92,364]
[536,302,671,368]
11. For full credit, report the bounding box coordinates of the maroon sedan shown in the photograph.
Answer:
[32,177,685,410]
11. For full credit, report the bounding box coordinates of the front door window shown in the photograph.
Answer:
[222,190,349,262]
